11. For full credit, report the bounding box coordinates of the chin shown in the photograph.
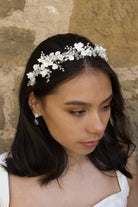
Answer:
[78,147,96,155]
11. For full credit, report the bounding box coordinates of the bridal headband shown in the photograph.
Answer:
[27,42,108,86]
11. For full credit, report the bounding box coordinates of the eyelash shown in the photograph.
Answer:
[101,103,111,111]
[69,104,111,116]
[69,110,85,116]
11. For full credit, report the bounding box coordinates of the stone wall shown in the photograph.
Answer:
[0,0,137,160]
[0,0,73,152]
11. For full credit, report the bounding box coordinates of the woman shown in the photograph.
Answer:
[0,33,138,207]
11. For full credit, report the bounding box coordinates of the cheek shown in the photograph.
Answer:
[100,109,111,127]
[105,109,111,124]
[43,117,76,148]
[43,110,82,145]
[42,111,72,136]
[43,108,76,129]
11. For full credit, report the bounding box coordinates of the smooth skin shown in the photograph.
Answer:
[9,69,138,207]
[37,69,112,159]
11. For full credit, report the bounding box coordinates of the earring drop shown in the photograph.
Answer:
[34,112,39,125]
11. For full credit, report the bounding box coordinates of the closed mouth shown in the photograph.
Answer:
[81,139,100,144]
[80,139,100,148]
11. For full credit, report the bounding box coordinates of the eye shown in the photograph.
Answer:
[69,110,86,116]
[101,103,111,111]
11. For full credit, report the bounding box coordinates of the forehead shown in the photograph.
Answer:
[47,70,112,103]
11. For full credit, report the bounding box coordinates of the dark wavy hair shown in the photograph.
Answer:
[5,33,135,185]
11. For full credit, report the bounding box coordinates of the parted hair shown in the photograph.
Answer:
[5,33,135,185]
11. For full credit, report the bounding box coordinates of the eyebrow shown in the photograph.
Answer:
[64,94,113,106]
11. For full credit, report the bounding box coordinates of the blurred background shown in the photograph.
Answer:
[0,0,137,161]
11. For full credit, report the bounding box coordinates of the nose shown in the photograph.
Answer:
[85,111,105,135]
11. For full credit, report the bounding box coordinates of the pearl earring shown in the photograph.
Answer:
[34,112,39,125]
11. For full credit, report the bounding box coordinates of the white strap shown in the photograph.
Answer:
[116,170,129,196]
[0,152,10,207]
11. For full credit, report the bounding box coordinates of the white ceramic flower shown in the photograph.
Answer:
[81,48,92,56]
[58,54,64,61]
[68,54,74,61]
[86,49,93,56]
[27,73,36,86]
[55,51,60,56]
[52,64,58,70]
[49,52,54,57]
[74,42,84,52]
[27,72,34,79]
[38,53,45,63]
[40,69,49,77]
[44,57,53,67]
[33,64,39,71]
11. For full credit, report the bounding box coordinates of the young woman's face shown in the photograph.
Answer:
[39,69,112,156]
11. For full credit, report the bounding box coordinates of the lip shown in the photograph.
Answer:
[80,140,100,148]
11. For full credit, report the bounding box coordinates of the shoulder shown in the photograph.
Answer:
[127,153,138,188]
[127,153,138,180]
[127,153,138,207]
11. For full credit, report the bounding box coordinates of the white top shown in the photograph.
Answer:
[0,152,129,207]
[0,152,10,207]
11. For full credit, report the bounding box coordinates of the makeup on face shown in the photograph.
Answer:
[39,70,112,157]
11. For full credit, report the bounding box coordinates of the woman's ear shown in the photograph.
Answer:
[28,92,42,116]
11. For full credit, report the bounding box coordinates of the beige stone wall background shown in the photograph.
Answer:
[0,0,138,160]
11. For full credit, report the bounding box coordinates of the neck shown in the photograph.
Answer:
[65,149,88,171]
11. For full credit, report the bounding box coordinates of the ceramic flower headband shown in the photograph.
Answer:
[27,42,108,86]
